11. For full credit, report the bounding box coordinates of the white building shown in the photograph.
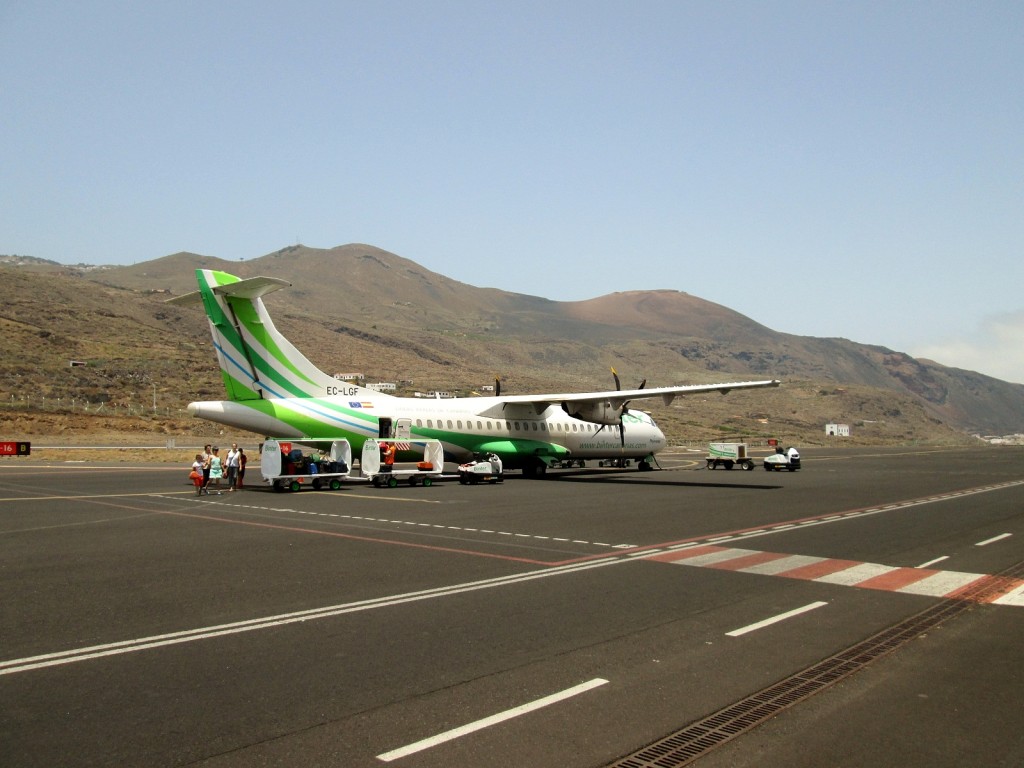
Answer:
[825,423,851,437]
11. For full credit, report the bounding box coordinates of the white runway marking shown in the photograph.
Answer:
[208,500,640,550]
[993,583,1024,607]
[376,678,609,762]
[976,533,1012,546]
[726,602,829,637]
[0,560,623,676]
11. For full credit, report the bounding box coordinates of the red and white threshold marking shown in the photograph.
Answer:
[647,545,1024,607]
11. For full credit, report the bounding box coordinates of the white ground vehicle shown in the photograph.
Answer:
[261,438,353,492]
[706,442,755,471]
[360,439,444,487]
[764,447,801,471]
[458,453,504,484]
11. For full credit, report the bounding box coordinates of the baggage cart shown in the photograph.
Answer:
[706,442,755,470]
[360,439,444,487]
[261,438,353,492]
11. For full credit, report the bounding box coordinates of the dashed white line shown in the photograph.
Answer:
[726,602,829,637]
[376,678,609,762]
[976,533,1012,547]
[213,503,635,550]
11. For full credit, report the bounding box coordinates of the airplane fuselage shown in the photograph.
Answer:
[188,393,667,467]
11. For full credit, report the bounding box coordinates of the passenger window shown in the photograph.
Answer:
[457,420,463,429]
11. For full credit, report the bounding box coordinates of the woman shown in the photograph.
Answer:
[206,447,224,495]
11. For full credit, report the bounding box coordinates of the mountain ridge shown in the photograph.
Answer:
[2,244,1021,441]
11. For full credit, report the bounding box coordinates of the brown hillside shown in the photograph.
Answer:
[561,290,777,345]
[2,243,1021,442]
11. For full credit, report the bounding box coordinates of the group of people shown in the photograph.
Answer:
[190,443,247,496]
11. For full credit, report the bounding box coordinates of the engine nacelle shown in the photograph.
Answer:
[561,400,621,425]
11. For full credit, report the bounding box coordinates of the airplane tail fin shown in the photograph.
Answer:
[169,269,371,401]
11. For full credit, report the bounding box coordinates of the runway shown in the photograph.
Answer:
[1,445,1022,767]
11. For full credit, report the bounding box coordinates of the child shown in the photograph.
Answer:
[190,454,204,496]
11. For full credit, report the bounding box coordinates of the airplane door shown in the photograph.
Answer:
[378,417,393,439]
[395,418,412,440]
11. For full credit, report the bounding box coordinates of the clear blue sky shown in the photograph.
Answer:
[3,2,1022,383]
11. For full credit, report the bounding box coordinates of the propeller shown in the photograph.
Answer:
[494,376,501,397]
[599,368,647,446]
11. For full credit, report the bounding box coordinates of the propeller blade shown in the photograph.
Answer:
[495,376,501,397]
[611,367,621,391]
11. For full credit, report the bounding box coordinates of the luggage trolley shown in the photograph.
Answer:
[705,442,756,471]
[360,439,444,487]
[261,438,353,492]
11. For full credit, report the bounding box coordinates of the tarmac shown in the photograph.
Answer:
[1,445,1022,767]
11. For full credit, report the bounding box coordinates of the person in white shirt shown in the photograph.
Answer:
[226,443,241,492]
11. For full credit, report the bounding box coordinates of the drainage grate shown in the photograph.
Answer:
[609,558,1024,768]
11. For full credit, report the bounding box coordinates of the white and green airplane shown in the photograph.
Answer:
[171,269,780,476]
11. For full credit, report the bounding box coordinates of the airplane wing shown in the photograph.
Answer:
[475,379,781,418]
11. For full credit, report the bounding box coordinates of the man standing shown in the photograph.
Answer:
[381,442,396,473]
[226,443,240,492]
